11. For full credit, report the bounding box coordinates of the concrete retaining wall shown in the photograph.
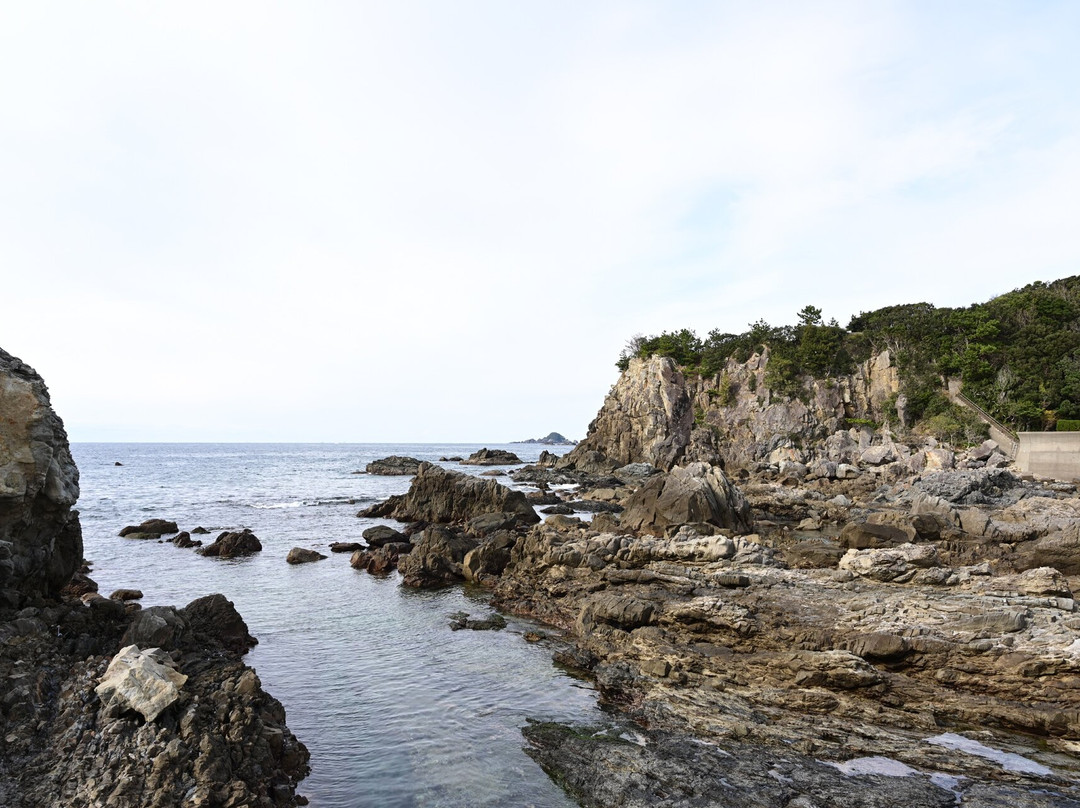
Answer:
[1015,432,1080,480]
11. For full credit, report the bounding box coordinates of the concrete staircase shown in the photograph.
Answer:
[945,379,1019,458]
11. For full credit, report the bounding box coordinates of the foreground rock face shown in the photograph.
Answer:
[0,594,309,807]
[358,463,539,525]
[0,349,82,605]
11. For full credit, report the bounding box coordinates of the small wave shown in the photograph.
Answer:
[251,501,303,509]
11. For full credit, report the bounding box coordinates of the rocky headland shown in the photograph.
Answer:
[357,351,1080,806]
[0,348,309,807]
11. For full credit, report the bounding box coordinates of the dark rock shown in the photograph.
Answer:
[365,455,422,475]
[359,463,540,526]
[350,544,409,575]
[286,547,327,564]
[838,521,911,549]
[182,593,258,655]
[460,448,524,466]
[536,450,559,468]
[522,723,969,808]
[915,468,1025,506]
[191,526,211,534]
[398,525,479,588]
[462,531,516,583]
[528,490,563,505]
[119,519,179,538]
[109,588,143,601]
[121,605,185,650]
[196,529,263,558]
[566,500,623,514]
[439,456,464,462]
[362,524,408,548]
[329,541,363,553]
[114,461,123,466]
[449,611,507,631]
[0,348,82,603]
[541,504,575,515]
[465,511,522,537]
[783,540,845,569]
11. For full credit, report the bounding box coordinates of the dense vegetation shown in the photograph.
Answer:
[617,276,1080,432]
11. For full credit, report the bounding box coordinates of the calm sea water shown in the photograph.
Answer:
[71,443,601,808]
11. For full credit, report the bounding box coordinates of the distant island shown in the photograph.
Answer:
[512,431,577,445]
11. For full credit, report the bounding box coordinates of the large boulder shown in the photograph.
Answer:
[358,463,540,526]
[0,348,82,604]
[619,463,752,536]
[365,456,422,475]
[95,645,188,722]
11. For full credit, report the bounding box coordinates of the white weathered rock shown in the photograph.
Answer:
[95,644,188,722]
[838,543,941,582]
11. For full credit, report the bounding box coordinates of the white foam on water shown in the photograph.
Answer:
[251,501,302,509]
[829,756,919,777]
[926,733,1052,776]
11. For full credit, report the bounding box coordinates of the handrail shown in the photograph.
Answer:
[953,391,1018,441]
[950,389,1020,456]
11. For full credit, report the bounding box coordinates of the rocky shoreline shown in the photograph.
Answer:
[343,355,1080,806]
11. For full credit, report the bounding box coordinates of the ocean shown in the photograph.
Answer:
[71,442,603,808]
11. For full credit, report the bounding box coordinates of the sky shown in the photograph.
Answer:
[2,1,1079,442]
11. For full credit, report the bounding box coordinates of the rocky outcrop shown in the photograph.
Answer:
[365,455,422,475]
[460,448,524,466]
[358,463,540,525]
[0,348,82,606]
[558,356,708,472]
[560,351,903,473]
[619,462,752,536]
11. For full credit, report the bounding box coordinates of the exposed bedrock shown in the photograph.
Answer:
[0,348,82,606]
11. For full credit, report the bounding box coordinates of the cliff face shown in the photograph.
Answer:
[563,350,900,472]
[0,348,82,605]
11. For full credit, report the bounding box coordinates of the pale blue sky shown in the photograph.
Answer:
[2,2,1078,441]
